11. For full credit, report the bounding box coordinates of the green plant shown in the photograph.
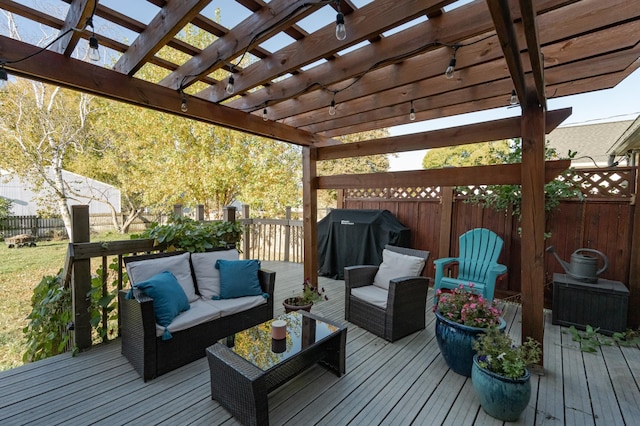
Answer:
[473,327,541,379]
[465,139,583,220]
[286,278,328,305]
[22,270,73,362]
[133,215,242,252]
[434,284,502,328]
[88,257,126,342]
[567,325,640,352]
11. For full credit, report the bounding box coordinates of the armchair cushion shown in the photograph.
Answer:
[351,285,388,309]
[373,248,425,290]
[191,249,239,299]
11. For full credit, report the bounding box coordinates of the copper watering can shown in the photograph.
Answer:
[546,246,608,283]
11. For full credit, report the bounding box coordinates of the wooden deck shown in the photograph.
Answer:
[1,262,638,425]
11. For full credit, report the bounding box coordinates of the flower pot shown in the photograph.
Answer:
[471,354,531,421]
[283,297,313,313]
[434,310,506,377]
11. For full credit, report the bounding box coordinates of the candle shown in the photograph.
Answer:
[271,319,287,340]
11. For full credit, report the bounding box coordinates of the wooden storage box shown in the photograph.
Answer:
[552,273,629,335]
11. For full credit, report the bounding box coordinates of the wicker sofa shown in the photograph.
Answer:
[118,250,275,381]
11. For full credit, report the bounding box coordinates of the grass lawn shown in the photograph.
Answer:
[0,231,128,371]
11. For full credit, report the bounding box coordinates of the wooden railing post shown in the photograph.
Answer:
[71,205,92,351]
[173,204,183,217]
[223,205,236,222]
[242,204,251,259]
[284,206,292,262]
[195,204,205,221]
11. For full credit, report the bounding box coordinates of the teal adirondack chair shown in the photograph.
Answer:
[433,228,507,302]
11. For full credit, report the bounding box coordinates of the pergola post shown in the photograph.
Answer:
[302,146,319,285]
[520,103,546,359]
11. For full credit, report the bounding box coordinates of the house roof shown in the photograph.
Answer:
[1,0,639,146]
[546,120,634,167]
[608,115,640,156]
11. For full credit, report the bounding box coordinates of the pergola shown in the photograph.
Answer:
[2,0,639,353]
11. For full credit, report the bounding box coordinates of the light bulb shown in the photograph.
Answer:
[0,67,7,91]
[88,36,100,61]
[329,99,336,116]
[262,108,268,121]
[225,75,235,95]
[509,89,518,105]
[335,13,346,41]
[181,98,188,112]
[410,107,416,121]
[445,58,456,79]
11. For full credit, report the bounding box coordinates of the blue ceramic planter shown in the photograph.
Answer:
[471,354,532,421]
[434,310,506,377]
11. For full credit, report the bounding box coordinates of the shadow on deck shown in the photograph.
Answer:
[1,262,638,425]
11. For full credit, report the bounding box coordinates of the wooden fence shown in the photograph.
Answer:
[341,166,637,307]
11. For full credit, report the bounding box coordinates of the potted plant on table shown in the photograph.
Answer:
[282,278,328,313]
[472,328,541,421]
[433,284,505,377]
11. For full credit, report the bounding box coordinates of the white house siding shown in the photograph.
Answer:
[0,169,121,216]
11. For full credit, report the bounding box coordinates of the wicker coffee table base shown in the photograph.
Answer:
[206,317,346,426]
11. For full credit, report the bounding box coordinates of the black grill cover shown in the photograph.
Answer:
[317,209,411,279]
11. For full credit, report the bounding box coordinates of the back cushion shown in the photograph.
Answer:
[373,249,425,290]
[126,252,198,303]
[191,249,239,299]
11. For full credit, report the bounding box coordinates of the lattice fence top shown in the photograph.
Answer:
[344,167,636,201]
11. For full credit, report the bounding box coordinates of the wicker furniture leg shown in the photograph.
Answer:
[207,344,268,426]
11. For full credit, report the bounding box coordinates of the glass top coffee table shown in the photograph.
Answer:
[206,310,347,425]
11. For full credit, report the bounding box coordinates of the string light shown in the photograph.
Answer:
[180,90,188,112]
[329,92,337,116]
[86,17,100,62]
[409,100,416,121]
[335,12,347,41]
[262,108,268,121]
[225,75,235,95]
[509,89,518,105]
[445,45,459,79]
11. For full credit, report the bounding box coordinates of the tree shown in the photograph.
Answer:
[422,140,512,169]
[0,196,12,220]
[317,129,391,208]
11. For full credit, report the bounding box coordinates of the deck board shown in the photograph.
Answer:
[0,261,637,426]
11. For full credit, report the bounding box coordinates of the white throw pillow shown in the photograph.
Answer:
[372,249,425,290]
[191,249,239,299]
[126,252,198,303]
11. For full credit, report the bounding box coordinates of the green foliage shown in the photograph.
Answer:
[88,257,124,342]
[567,325,640,353]
[134,216,242,252]
[464,139,583,219]
[422,140,512,169]
[22,271,73,362]
[473,328,541,379]
[0,197,12,220]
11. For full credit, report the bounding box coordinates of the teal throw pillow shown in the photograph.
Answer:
[133,271,190,328]
[214,259,267,299]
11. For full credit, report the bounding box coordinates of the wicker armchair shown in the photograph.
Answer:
[344,245,430,342]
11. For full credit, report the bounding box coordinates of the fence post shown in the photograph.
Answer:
[71,205,92,351]
[438,186,454,260]
[195,204,205,221]
[242,204,250,258]
[284,206,292,262]
[173,204,183,217]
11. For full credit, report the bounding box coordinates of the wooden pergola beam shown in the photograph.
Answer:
[49,0,94,57]
[317,159,569,189]
[316,108,571,158]
[519,0,546,107]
